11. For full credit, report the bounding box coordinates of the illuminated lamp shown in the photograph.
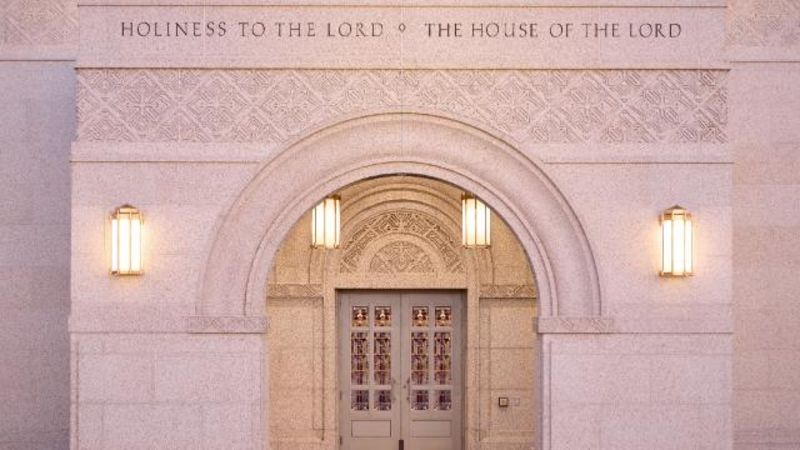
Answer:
[462,193,491,247]
[660,205,693,277]
[311,196,341,249]
[111,205,143,275]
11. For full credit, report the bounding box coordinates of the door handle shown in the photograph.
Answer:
[405,377,410,403]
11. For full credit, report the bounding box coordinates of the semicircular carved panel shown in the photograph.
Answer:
[369,241,435,274]
[340,209,464,274]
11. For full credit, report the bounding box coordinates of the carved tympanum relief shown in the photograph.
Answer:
[0,0,78,47]
[77,69,727,144]
[339,209,464,274]
[728,0,800,47]
[368,241,435,274]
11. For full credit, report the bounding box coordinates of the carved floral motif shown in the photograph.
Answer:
[77,69,727,144]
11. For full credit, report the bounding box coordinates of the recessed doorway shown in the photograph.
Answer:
[265,175,539,450]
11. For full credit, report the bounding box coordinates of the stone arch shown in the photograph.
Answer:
[199,113,601,318]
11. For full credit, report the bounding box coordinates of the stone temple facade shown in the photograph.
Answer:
[0,1,799,449]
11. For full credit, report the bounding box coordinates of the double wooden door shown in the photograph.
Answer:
[339,291,463,450]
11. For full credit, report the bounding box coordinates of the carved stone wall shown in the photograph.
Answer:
[0,0,78,47]
[368,241,435,274]
[77,69,728,145]
[340,209,464,274]
[727,0,800,47]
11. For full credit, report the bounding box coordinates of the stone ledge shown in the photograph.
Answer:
[735,427,800,445]
[480,284,537,299]
[538,316,733,334]
[266,284,324,298]
[186,315,268,334]
[69,313,268,334]
[538,317,616,333]
[0,47,77,61]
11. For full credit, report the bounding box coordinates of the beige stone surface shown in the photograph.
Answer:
[71,333,265,449]
[730,61,800,449]
[0,56,75,448]
[546,334,732,449]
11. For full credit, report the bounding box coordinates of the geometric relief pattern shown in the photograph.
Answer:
[480,284,537,299]
[340,209,464,274]
[368,241,435,274]
[77,69,728,144]
[728,0,800,47]
[185,315,268,334]
[0,0,78,46]
[267,284,323,298]
[537,317,615,334]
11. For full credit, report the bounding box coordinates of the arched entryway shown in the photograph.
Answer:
[195,113,602,449]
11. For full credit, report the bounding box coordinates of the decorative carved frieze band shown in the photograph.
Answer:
[186,315,268,334]
[77,69,727,145]
[727,0,800,47]
[340,209,464,274]
[480,284,538,299]
[267,283,323,298]
[0,0,78,47]
[537,317,616,334]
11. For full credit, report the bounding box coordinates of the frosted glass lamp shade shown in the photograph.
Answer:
[312,196,341,249]
[462,194,491,247]
[111,205,143,275]
[660,205,693,277]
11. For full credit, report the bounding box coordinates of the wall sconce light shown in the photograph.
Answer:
[311,195,340,249]
[660,205,693,277]
[462,193,491,247]
[111,205,143,275]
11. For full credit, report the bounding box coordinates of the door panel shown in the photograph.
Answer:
[340,292,401,450]
[340,291,463,450]
[400,292,462,450]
